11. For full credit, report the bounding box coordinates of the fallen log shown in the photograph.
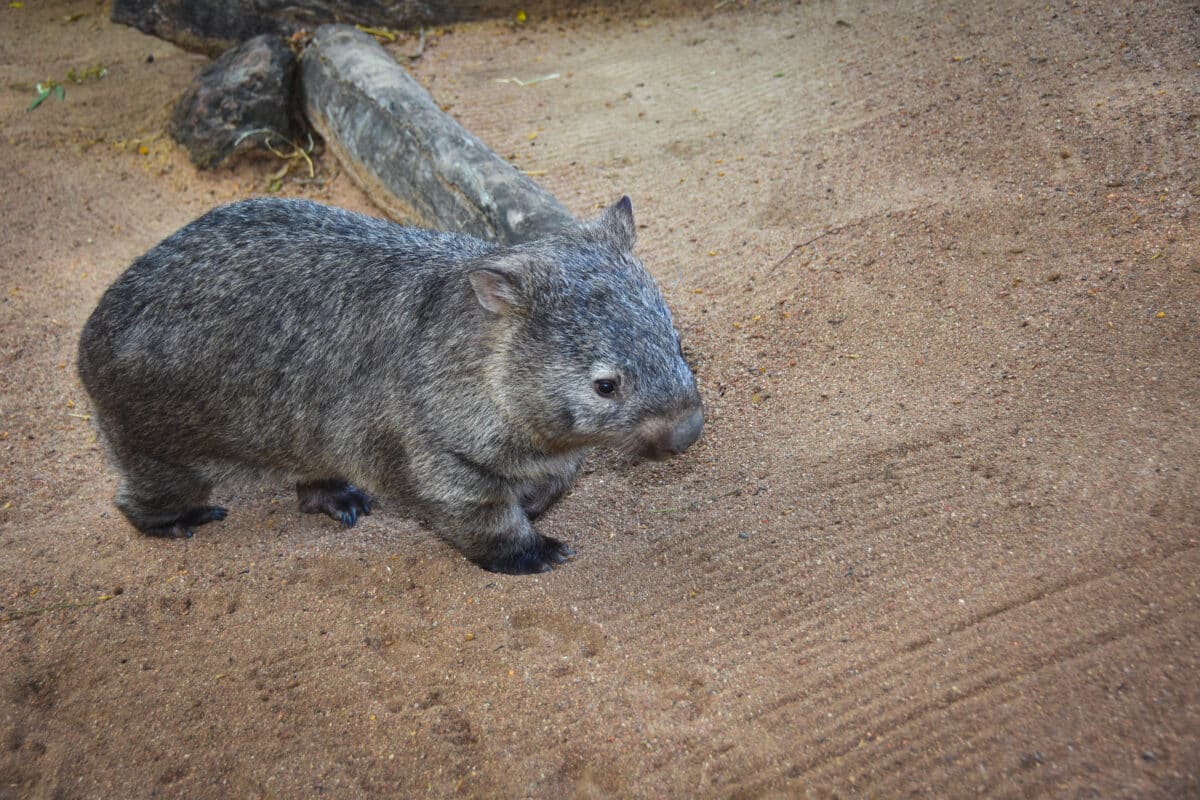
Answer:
[300,24,575,244]
[112,0,481,57]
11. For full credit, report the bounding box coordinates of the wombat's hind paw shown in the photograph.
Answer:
[143,505,228,539]
[475,535,575,575]
[297,480,374,528]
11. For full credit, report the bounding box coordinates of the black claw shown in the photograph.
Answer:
[178,505,228,526]
[298,480,374,528]
[142,505,225,539]
[144,523,194,539]
[474,535,574,574]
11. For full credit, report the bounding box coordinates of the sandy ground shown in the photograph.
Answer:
[2,0,1198,797]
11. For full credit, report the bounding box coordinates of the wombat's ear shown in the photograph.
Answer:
[469,267,523,314]
[599,195,637,251]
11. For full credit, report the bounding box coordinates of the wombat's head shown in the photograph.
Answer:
[470,197,703,460]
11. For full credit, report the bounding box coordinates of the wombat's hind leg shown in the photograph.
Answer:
[297,479,374,528]
[115,464,225,539]
[140,506,228,539]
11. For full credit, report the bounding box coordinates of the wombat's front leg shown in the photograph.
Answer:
[444,500,574,575]
[297,479,374,528]
[519,454,584,520]
[520,474,576,521]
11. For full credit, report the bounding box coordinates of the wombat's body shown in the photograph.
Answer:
[78,197,702,573]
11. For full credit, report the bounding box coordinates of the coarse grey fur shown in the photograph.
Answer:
[77,196,703,573]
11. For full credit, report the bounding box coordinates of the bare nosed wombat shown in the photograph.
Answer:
[77,196,703,573]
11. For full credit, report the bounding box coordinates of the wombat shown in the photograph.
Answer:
[77,196,703,573]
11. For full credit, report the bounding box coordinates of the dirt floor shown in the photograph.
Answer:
[2,0,1198,797]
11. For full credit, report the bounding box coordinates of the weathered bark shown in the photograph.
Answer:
[300,25,575,244]
[114,0,451,56]
[113,0,520,56]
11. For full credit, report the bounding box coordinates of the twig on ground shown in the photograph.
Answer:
[355,24,397,42]
[405,28,427,60]
[495,73,561,87]
[232,128,316,179]
[3,593,118,623]
[770,203,940,273]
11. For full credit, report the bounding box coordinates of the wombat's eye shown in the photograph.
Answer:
[593,378,619,398]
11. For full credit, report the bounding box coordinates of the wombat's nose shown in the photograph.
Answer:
[668,406,704,454]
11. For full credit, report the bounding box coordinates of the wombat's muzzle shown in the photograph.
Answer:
[641,405,704,461]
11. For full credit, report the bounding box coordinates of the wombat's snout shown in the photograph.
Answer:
[641,405,704,461]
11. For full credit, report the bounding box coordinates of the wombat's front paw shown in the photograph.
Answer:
[297,479,374,528]
[143,505,228,538]
[475,535,575,575]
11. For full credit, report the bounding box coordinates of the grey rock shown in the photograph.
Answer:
[169,34,297,170]
[301,24,575,244]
